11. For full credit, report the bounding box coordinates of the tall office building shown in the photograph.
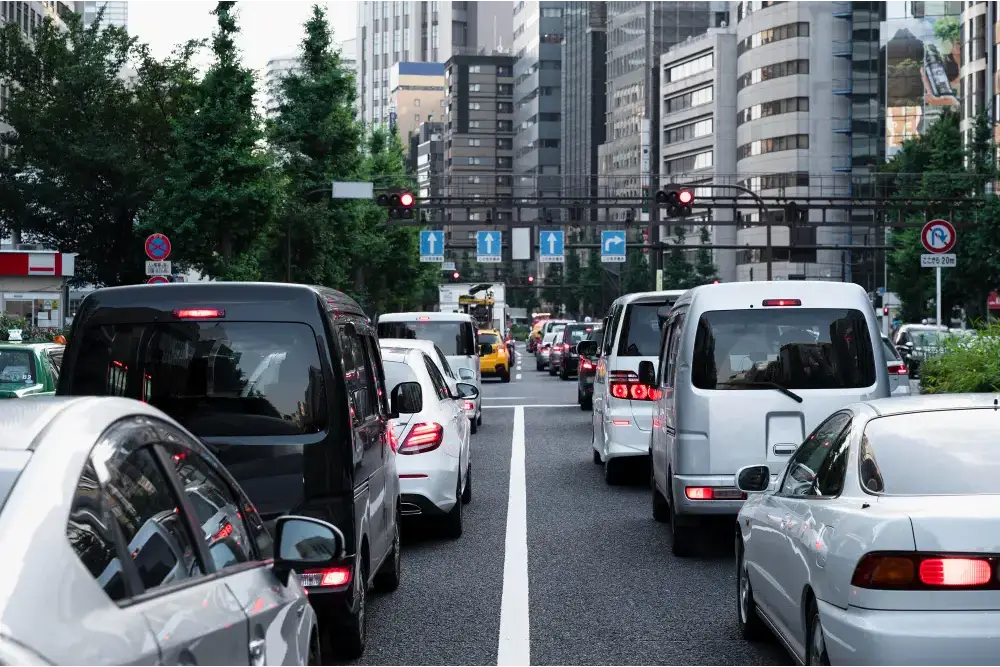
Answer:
[77,0,126,30]
[339,37,358,75]
[959,1,995,149]
[390,62,446,142]
[598,1,720,222]
[356,1,511,127]
[561,2,607,211]
[264,56,302,117]
[512,0,564,223]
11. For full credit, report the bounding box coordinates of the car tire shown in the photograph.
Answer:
[332,555,368,660]
[308,629,322,665]
[548,364,557,376]
[560,367,569,380]
[669,494,696,557]
[536,362,544,371]
[581,395,592,411]
[651,465,669,523]
[736,537,767,641]
[604,456,624,485]
[443,474,464,538]
[806,599,831,665]
[462,462,472,504]
[373,509,401,592]
[501,368,511,383]
[477,413,482,426]
[593,448,601,464]
[470,417,478,434]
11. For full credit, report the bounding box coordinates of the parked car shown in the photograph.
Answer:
[576,325,603,410]
[736,394,1000,665]
[380,344,477,537]
[56,282,401,659]
[0,395,337,665]
[0,336,64,398]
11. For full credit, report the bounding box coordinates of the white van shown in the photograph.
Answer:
[590,290,687,483]
[377,312,483,432]
[643,281,888,556]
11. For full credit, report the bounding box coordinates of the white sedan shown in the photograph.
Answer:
[735,394,1000,665]
[381,345,477,538]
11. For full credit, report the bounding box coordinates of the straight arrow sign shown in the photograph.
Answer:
[428,234,437,254]
[485,233,494,254]
[547,233,557,254]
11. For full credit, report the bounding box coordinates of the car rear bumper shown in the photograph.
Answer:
[671,473,747,516]
[819,599,1000,665]
[602,413,649,459]
[398,457,460,514]
[481,362,508,375]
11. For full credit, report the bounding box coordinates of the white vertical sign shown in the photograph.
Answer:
[511,227,532,260]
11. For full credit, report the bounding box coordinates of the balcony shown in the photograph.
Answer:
[832,1,853,18]
[832,119,852,134]
[831,78,853,96]
[832,41,852,58]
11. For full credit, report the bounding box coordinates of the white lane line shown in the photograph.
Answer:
[485,404,579,409]
[498,406,530,666]
[516,373,522,380]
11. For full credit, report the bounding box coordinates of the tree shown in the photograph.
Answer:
[660,225,698,290]
[580,248,606,316]
[146,2,283,281]
[262,4,361,287]
[694,226,718,283]
[621,248,650,294]
[0,12,202,285]
[564,234,583,315]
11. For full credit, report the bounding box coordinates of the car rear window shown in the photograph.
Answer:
[881,338,901,362]
[617,302,669,357]
[377,320,476,356]
[0,349,36,386]
[691,308,877,390]
[478,332,501,346]
[64,322,328,437]
[563,325,594,344]
[860,410,1000,495]
[383,360,419,391]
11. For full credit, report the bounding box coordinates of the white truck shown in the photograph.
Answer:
[439,283,508,340]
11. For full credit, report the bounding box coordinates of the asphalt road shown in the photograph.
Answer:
[353,346,788,666]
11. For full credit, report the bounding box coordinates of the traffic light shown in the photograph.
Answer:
[452,271,460,281]
[527,275,535,284]
[883,306,889,316]
[376,189,416,219]
[655,184,694,217]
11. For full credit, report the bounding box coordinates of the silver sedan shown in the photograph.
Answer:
[0,396,345,665]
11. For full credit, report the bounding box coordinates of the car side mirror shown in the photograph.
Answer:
[576,340,598,357]
[457,367,476,381]
[455,382,479,400]
[390,381,423,418]
[735,465,771,494]
[638,360,656,386]
[272,516,346,586]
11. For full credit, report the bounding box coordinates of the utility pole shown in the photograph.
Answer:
[644,1,659,286]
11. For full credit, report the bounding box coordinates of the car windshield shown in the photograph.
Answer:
[564,325,593,344]
[478,332,501,345]
[64,322,328,437]
[383,360,419,391]
[691,308,877,390]
[0,349,37,386]
[618,302,670,357]
[377,320,476,356]
[860,410,1000,495]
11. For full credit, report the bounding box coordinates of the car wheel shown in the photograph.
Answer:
[668,479,696,557]
[592,448,601,464]
[373,509,401,592]
[536,362,544,371]
[581,395,592,411]
[477,413,482,426]
[651,464,669,523]
[560,367,569,380]
[806,600,831,665]
[604,456,624,485]
[736,537,767,641]
[470,417,478,434]
[462,462,472,504]
[501,368,511,383]
[332,555,368,660]
[443,474,464,538]
[548,364,557,376]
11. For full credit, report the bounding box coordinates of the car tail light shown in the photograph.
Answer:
[893,365,909,375]
[761,299,801,307]
[562,343,570,351]
[851,553,999,589]
[172,308,225,319]
[686,486,714,500]
[418,315,430,321]
[399,422,444,454]
[212,520,233,541]
[300,565,352,588]
[388,427,399,453]
[609,370,660,402]
[462,400,475,411]
[581,359,594,371]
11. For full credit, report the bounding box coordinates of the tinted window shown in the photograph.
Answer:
[478,332,501,345]
[860,410,1000,495]
[0,348,36,386]
[46,348,64,374]
[586,327,603,342]
[779,412,852,497]
[343,331,379,420]
[563,325,593,344]
[67,322,328,437]
[383,360,419,391]
[67,459,126,601]
[881,338,901,362]
[691,308,877,390]
[434,347,456,379]
[423,354,449,399]
[617,302,669,357]
[377,320,476,356]
[662,314,686,388]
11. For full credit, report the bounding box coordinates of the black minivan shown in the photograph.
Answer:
[57,282,402,660]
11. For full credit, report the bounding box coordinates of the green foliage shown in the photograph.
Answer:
[564,240,583,314]
[0,314,66,342]
[146,2,283,281]
[694,226,718,283]
[660,226,698,290]
[934,17,960,49]
[0,13,202,285]
[622,248,650,294]
[919,325,1000,394]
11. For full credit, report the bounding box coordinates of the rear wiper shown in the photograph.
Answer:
[717,380,803,403]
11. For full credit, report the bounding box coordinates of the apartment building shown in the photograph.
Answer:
[77,0,125,29]
[413,121,445,201]
[390,62,446,141]
[959,1,995,148]
[660,26,738,282]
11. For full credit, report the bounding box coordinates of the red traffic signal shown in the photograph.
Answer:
[528,275,534,284]
[656,184,694,217]
[400,192,414,207]
[452,271,460,281]
[883,306,889,315]
[678,189,694,205]
[377,189,416,220]
[712,280,720,284]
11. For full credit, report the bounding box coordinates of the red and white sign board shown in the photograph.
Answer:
[921,219,957,254]
[147,276,169,284]
[0,251,75,277]
[989,292,1000,311]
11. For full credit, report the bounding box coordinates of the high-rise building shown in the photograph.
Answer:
[339,37,358,75]
[390,62,446,142]
[659,26,738,282]
[413,120,445,201]
[356,1,512,127]
[560,2,607,211]
[959,1,994,149]
[264,56,302,117]
[77,0,126,30]
[512,1,564,223]
[598,1,720,222]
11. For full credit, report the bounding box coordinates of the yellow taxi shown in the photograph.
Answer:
[528,319,548,353]
[478,329,511,382]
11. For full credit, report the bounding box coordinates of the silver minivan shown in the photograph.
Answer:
[642,281,889,556]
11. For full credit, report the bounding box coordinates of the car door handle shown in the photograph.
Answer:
[773,444,796,456]
[249,638,266,666]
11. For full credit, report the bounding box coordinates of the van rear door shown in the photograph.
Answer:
[689,305,879,474]
[614,299,677,431]
[377,319,479,382]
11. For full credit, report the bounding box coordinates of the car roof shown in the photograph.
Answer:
[379,337,442,352]
[860,393,1000,417]
[378,311,475,323]
[379,348,424,364]
[478,329,500,335]
[616,290,688,305]
[673,280,869,311]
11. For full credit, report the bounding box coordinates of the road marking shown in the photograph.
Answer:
[484,404,579,409]
[485,396,532,400]
[498,406,529,666]
[516,373,522,380]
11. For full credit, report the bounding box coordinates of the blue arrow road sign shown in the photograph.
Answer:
[601,230,626,263]
[476,231,502,263]
[539,230,564,263]
[420,230,445,262]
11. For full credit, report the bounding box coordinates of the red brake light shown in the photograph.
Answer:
[462,400,475,411]
[173,308,225,319]
[399,422,444,454]
[629,383,649,400]
[894,365,909,375]
[388,427,399,453]
[610,370,659,402]
[581,359,594,370]
[418,315,431,321]
[301,565,352,588]
[761,299,801,307]
[852,553,998,589]
[611,382,629,399]
[685,486,714,500]
[212,521,233,541]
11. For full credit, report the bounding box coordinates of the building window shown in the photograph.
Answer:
[414,99,421,107]
[736,97,809,126]
[470,102,481,110]
[736,1,787,22]
[736,59,809,91]
[665,86,713,114]
[664,117,713,145]
[737,22,809,57]
[469,138,482,146]
[497,102,513,113]
[470,83,481,92]
[737,134,809,160]
[664,150,713,175]
[666,52,713,82]
[414,114,420,123]
[738,172,810,191]
[469,120,481,128]
[468,176,481,184]
[469,65,481,73]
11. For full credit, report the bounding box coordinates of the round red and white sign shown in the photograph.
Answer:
[921,219,956,254]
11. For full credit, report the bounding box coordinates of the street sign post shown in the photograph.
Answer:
[147,276,169,285]
[920,253,956,268]
[145,260,172,276]
[476,231,502,263]
[539,230,564,263]
[921,219,957,326]
[601,230,626,263]
[419,230,445,263]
